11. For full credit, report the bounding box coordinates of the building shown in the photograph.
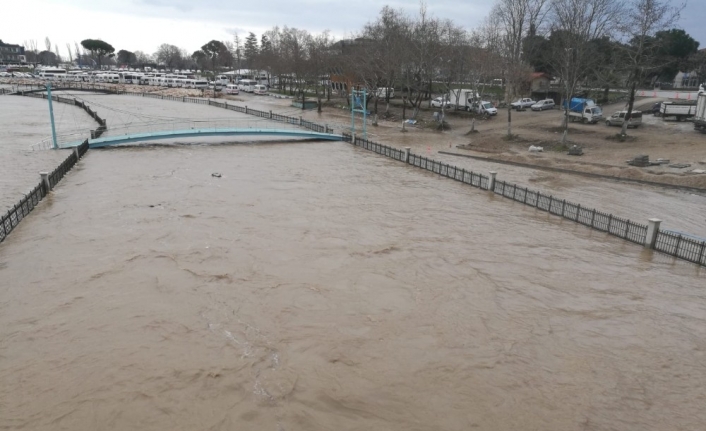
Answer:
[673,71,700,89]
[0,40,26,65]
[529,72,551,93]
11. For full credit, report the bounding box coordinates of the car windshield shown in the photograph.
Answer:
[483,103,493,109]
[590,107,603,114]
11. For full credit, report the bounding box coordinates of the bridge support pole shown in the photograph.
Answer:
[46,83,58,150]
[645,218,662,249]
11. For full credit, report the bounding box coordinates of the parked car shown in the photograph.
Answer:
[431,97,451,108]
[471,100,498,116]
[511,98,537,110]
[531,99,555,111]
[605,110,642,128]
[224,84,239,95]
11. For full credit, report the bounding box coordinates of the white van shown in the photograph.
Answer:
[225,84,240,94]
[193,80,209,89]
[238,79,256,93]
[605,110,642,128]
[215,75,230,86]
[253,84,267,95]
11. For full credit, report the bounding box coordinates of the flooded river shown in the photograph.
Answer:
[1,95,705,431]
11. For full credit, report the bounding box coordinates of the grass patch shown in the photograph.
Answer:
[502,134,521,141]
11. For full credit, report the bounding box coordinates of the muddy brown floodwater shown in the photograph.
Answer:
[1,95,705,431]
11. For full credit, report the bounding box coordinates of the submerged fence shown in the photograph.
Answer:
[0,141,89,244]
[342,132,705,268]
[12,82,335,136]
[18,91,108,141]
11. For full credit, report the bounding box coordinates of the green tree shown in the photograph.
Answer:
[80,39,115,69]
[201,40,227,78]
[651,28,700,83]
[117,49,136,67]
[244,32,259,68]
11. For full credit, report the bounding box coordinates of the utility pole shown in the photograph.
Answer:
[46,82,58,149]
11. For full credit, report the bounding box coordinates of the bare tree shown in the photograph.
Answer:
[263,27,284,90]
[154,44,182,71]
[54,44,62,65]
[24,40,39,65]
[491,0,548,137]
[307,31,334,112]
[280,27,313,101]
[616,0,683,135]
[45,37,51,53]
[232,32,243,70]
[400,3,449,119]
[360,6,412,116]
[74,42,82,67]
[66,43,73,65]
[548,0,621,143]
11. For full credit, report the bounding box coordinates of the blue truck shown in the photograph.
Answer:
[564,98,603,124]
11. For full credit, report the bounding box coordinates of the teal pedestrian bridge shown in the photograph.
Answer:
[69,127,342,149]
[32,118,344,150]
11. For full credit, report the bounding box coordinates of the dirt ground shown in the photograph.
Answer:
[318,96,706,190]
[2,77,705,189]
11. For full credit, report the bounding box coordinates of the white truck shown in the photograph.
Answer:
[694,91,706,133]
[659,101,697,121]
[448,89,479,111]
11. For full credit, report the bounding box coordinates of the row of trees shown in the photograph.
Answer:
[485,0,701,139]
[20,0,705,140]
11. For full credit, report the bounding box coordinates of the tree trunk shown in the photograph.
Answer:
[507,106,512,136]
[620,78,637,136]
[316,86,321,113]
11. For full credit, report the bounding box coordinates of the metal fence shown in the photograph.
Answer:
[655,231,706,266]
[16,91,108,139]
[343,133,705,268]
[493,180,649,245]
[0,140,89,244]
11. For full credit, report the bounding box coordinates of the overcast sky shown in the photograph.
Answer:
[3,0,704,57]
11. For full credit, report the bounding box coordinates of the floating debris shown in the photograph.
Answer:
[211,173,222,178]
